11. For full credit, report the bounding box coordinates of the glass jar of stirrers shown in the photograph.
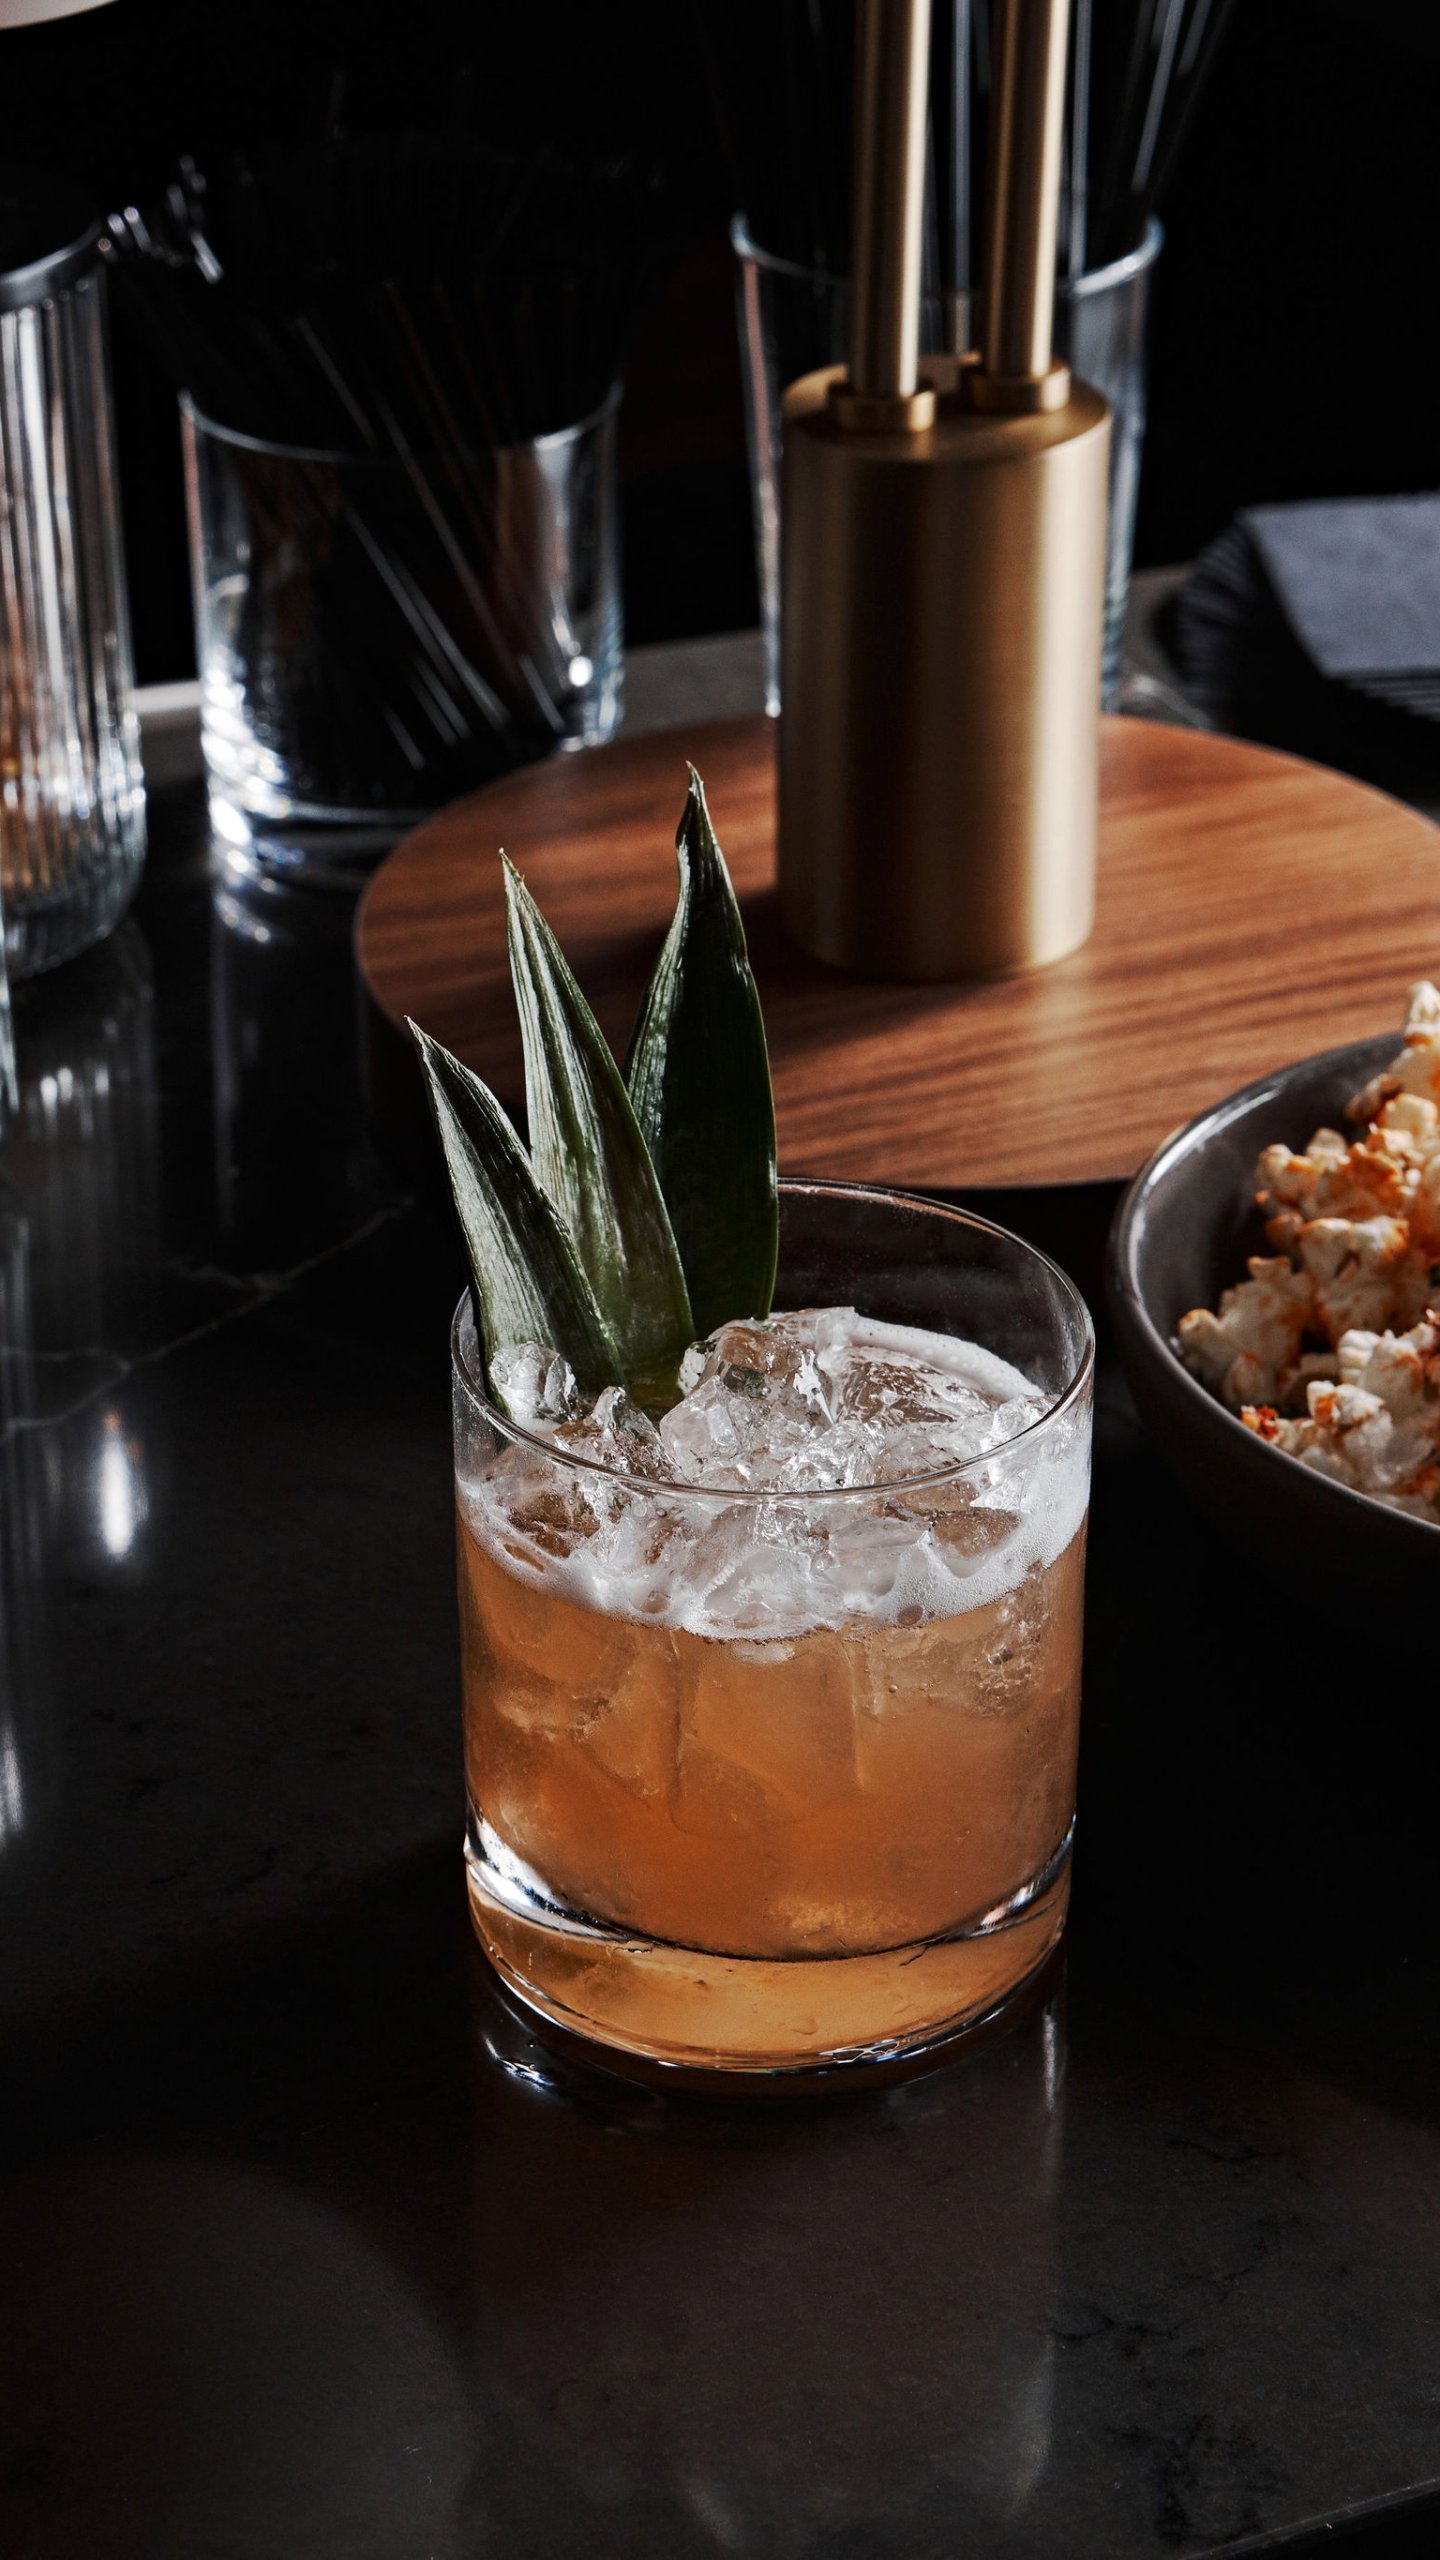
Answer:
[734,217,1161,715]
[182,390,623,885]
[1,166,146,977]
[110,134,646,881]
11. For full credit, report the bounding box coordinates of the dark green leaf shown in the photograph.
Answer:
[408,1020,621,1406]
[625,766,778,1336]
[503,860,694,1409]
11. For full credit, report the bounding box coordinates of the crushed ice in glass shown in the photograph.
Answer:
[468,1310,1083,1639]
[659,1310,1042,1489]
[494,1310,1045,1490]
[488,1341,579,1425]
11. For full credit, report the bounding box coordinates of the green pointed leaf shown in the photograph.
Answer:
[503,860,694,1409]
[625,766,778,1337]
[408,1020,621,1407]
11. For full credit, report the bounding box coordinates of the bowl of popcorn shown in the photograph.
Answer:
[1109,983,1440,1632]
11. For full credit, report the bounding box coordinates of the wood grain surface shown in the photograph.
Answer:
[356,715,1440,1188]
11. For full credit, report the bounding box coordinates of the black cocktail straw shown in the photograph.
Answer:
[932,0,973,346]
[1066,0,1093,280]
[697,0,1233,305]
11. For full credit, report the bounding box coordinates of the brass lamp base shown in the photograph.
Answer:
[777,363,1110,982]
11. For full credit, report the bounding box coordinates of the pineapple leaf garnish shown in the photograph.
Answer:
[625,766,778,1337]
[409,1020,622,1404]
[503,857,695,1411]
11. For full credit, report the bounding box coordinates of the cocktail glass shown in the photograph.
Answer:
[453,1181,1093,2079]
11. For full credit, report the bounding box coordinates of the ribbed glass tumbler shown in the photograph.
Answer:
[0,869,13,1130]
[1,168,145,979]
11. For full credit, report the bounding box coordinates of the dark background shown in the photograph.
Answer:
[5,0,1440,679]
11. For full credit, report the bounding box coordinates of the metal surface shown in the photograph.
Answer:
[778,366,1110,980]
[980,0,1072,392]
[848,0,933,403]
[778,0,1110,982]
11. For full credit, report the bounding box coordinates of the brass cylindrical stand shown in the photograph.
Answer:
[776,0,1111,983]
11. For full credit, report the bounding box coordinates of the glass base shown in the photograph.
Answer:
[210,810,414,893]
[3,829,145,980]
[464,1825,1072,2078]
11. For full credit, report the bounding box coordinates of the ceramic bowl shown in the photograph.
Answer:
[1107,1033,1438,1641]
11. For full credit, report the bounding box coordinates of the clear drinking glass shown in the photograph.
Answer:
[0,871,14,1132]
[453,1181,1093,2079]
[1055,224,1163,702]
[182,388,623,883]
[1,174,146,978]
[734,216,1162,712]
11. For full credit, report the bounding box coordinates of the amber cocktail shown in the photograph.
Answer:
[454,1183,1093,2076]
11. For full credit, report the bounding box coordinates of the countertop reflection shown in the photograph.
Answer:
[3,769,1440,2560]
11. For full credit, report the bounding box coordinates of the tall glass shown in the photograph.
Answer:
[0,871,13,1132]
[453,1182,1093,2079]
[183,389,622,884]
[1,199,145,977]
[1056,224,1163,702]
[734,217,1161,712]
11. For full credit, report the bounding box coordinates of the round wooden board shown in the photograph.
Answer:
[356,715,1440,1189]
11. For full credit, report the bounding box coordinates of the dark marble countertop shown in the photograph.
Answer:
[3,742,1439,2560]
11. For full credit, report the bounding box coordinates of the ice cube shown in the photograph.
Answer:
[471,1446,596,1568]
[657,1377,758,1482]
[577,1631,684,1803]
[825,1322,1047,1486]
[664,1314,851,1487]
[822,1497,933,1604]
[673,1622,859,1834]
[488,1340,579,1425]
[662,1309,1046,1497]
[682,1313,844,1413]
[833,1343,987,1433]
[463,1490,643,1692]
[978,1393,1044,1452]
[553,1385,672,1482]
[926,1494,1025,1575]
[670,1502,815,1632]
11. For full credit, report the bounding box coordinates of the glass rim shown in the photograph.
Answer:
[451,1177,1095,1507]
[1061,214,1164,299]
[729,211,1162,300]
[178,378,622,468]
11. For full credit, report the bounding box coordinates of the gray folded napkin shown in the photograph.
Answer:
[1174,493,1440,758]
[1245,494,1440,714]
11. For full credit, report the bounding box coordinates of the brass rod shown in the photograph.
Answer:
[848,0,933,400]
[980,0,1071,386]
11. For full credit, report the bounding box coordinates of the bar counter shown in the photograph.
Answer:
[2,650,1438,2559]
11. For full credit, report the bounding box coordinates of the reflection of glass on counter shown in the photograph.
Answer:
[94,1404,149,1560]
[209,870,401,1266]
[468,1971,1066,2546]
[0,925,160,1848]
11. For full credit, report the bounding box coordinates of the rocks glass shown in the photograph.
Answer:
[453,1182,1093,2080]
[183,388,623,883]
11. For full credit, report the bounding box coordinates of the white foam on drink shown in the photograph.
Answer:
[463,1309,1089,1640]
